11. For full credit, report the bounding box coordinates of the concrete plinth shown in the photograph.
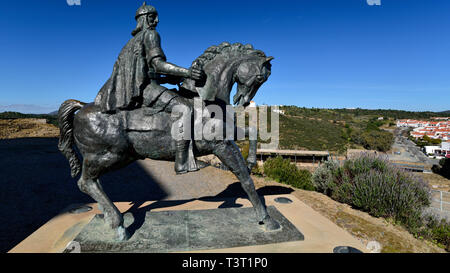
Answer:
[74,206,303,253]
[9,194,367,253]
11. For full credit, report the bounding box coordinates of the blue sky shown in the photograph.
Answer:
[0,0,449,113]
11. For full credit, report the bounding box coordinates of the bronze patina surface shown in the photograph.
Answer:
[57,2,276,241]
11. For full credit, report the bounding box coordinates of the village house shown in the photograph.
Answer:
[399,117,450,141]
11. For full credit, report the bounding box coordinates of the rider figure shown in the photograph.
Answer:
[95,2,203,174]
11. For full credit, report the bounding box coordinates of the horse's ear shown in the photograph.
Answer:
[262,56,274,67]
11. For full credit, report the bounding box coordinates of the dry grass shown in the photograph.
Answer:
[0,119,59,139]
[416,172,450,192]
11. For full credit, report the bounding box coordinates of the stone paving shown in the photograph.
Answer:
[136,159,239,201]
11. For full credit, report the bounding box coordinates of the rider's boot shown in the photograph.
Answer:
[175,140,196,174]
[170,99,199,174]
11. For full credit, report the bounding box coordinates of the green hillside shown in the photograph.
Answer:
[275,106,446,154]
[279,114,348,153]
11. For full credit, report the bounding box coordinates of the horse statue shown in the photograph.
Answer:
[57,42,279,241]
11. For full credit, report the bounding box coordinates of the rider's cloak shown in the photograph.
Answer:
[95,29,166,113]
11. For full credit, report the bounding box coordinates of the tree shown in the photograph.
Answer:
[440,158,450,179]
[350,129,394,152]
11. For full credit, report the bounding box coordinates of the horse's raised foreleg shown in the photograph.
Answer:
[213,140,280,231]
[247,138,258,171]
[77,155,130,241]
[238,124,257,172]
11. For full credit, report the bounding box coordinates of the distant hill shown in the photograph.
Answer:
[282,106,442,120]
[48,110,58,116]
[438,110,450,115]
[0,111,58,126]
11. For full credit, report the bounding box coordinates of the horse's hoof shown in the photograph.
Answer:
[196,160,210,169]
[97,203,104,214]
[115,226,130,241]
[247,162,256,169]
[175,170,188,175]
[262,217,281,232]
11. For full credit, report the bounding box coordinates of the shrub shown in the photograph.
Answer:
[312,154,431,232]
[263,156,314,190]
[419,215,450,251]
[313,154,450,250]
[311,160,339,195]
[442,159,450,179]
[351,169,429,229]
[431,164,441,174]
[250,165,264,176]
[432,158,450,179]
[439,158,450,179]
[239,142,250,160]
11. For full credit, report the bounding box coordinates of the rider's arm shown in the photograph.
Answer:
[144,30,191,78]
[152,57,190,78]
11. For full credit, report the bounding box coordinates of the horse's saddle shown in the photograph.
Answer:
[118,107,170,132]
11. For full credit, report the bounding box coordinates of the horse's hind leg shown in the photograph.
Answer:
[213,140,280,231]
[77,155,130,241]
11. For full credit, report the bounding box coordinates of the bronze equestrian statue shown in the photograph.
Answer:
[57,2,278,241]
[95,2,204,175]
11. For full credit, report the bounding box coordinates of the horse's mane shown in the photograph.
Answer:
[182,42,268,102]
[193,42,267,67]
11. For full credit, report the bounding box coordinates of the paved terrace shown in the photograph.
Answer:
[0,138,263,252]
[1,137,367,253]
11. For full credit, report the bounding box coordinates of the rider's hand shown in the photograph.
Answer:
[189,67,205,81]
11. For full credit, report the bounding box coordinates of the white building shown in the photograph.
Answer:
[396,119,426,128]
[272,108,285,115]
[443,141,450,151]
[424,146,441,155]
[425,142,450,158]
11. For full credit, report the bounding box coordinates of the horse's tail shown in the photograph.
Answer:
[57,99,86,178]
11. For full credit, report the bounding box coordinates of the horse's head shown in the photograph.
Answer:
[182,42,273,107]
[233,56,273,107]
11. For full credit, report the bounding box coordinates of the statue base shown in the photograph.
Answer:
[73,206,303,253]
[9,194,367,253]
